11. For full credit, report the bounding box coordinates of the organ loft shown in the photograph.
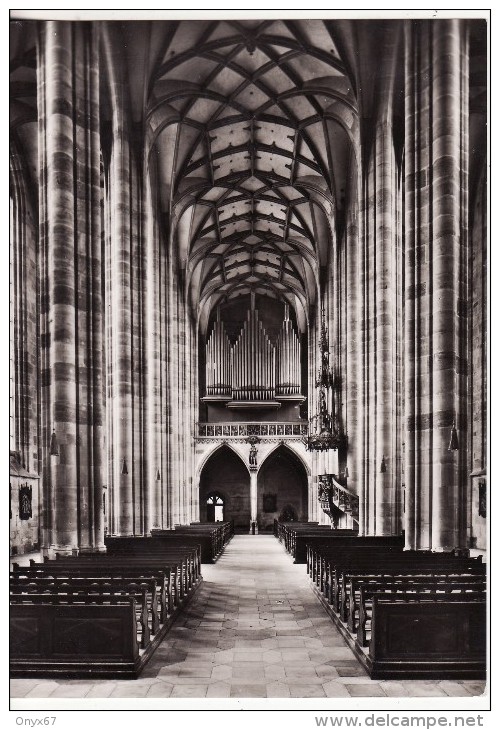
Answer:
[10,14,488,701]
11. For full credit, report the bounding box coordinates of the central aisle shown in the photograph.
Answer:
[139,535,481,699]
[11,535,484,700]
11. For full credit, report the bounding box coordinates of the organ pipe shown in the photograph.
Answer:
[276,305,301,396]
[229,307,276,401]
[204,303,303,402]
[205,318,232,397]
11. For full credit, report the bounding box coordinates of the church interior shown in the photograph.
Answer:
[10,16,487,702]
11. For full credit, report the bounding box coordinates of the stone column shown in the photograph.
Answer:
[249,470,258,532]
[404,20,469,551]
[38,21,104,553]
[102,24,148,536]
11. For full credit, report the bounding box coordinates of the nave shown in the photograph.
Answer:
[10,536,485,700]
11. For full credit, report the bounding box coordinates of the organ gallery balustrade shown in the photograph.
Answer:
[197,422,308,440]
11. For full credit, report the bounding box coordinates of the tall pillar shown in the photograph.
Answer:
[38,21,104,553]
[249,470,258,532]
[102,24,147,536]
[404,20,469,550]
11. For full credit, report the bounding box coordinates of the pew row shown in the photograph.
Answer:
[275,522,486,679]
[10,546,203,678]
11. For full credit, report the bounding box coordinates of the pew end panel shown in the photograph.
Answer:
[366,598,486,680]
[10,602,142,678]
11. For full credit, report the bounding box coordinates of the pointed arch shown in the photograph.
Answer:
[196,440,249,478]
[257,441,311,476]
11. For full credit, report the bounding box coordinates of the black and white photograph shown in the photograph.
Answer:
[8,7,489,717]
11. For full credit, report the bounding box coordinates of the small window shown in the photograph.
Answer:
[206,493,225,522]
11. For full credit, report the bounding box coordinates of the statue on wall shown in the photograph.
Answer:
[246,435,259,471]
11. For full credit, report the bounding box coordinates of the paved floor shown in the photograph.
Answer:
[11,535,486,699]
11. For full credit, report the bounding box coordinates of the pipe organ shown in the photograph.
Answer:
[205,316,232,399]
[276,306,302,398]
[232,308,275,402]
[203,303,304,409]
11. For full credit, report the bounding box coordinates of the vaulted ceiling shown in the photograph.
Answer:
[144,20,359,332]
[11,17,485,334]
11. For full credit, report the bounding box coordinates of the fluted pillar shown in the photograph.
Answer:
[38,21,104,553]
[404,20,469,550]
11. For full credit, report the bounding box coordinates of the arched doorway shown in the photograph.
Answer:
[199,446,250,532]
[206,493,225,522]
[258,445,308,532]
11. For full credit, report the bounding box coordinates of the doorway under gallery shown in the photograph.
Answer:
[199,445,250,532]
[257,444,308,532]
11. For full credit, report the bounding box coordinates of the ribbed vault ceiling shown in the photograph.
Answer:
[146,19,358,331]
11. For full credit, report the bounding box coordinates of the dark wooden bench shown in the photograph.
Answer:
[356,579,486,645]
[108,533,216,563]
[10,599,143,679]
[11,578,157,648]
[10,545,203,678]
[365,593,486,679]
[151,521,233,561]
[14,554,194,613]
[344,572,486,630]
[307,541,482,609]
[48,548,200,603]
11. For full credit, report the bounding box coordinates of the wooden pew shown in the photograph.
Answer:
[109,534,214,563]
[355,579,486,645]
[49,548,200,602]
[11,579,155,648]
[305,539,486,679]
[10,599,142,678]
[366,593,486,679]
[10,544,203,678]
[343,572,486,630]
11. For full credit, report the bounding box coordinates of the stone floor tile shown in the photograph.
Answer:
[50,685,92,698]
[217,639,236,649]
[212,649,234,664]
[315,664,341,679]
[206,682,231,698]
[462,682,486,696]
[277,637,307,648]
[379,682,411,697]
[279,649,310,661]
[176,667,213,678]
[289,684,326,698]
[266,682,291,698]
[24,682,59,698]
[232,666,266,681]
[264,664,287,680]
[230,684,267,698]
[147,683,174,697]
[335,665,369,677]
[85,684,118,698]
[10,680,41,697]
[438,681,474,697]
[211,665,232,680]
[346,684,386,697]
[171,684,208,697]
[233,651,264,662]
[263,649,283,663]
[110,684,150,697]
[284,665,319,678]
[408,684,449,697]
[158,675,214,685]
[308,651,335,663]
[324,647,359,660]
[322,681,351,697]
